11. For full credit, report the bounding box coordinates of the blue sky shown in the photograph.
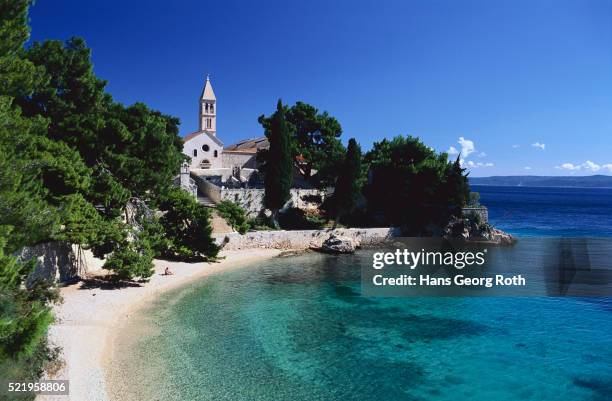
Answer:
[28,0,612,176]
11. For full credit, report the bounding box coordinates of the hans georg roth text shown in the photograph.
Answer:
[370,248,526,288]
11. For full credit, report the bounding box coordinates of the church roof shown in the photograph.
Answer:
[223,136,269,154]
[183,130,223,146]
[200,75,216,100]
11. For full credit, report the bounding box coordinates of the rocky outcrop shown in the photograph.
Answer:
[444,217,516,245]
[318,234,359,254]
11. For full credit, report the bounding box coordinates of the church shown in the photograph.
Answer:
[182,76,268,184]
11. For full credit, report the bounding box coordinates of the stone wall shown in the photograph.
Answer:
[20,242,106,285]
[214,227,399,251]
[462,206,488,224]
[195,177,331,217]
[221,151,258,169]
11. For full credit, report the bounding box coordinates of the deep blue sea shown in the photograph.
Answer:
[473,185,612,237]
[110,186,612,401]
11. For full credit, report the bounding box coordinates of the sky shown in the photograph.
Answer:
[28,0,612,176]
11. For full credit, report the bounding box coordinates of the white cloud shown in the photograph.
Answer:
[556,163,580,171]
[458,137,475,157]
[477,152,487,158]
[447,146,459,155]
[532,142,546,150]
[524,166,532,170]
[447,137,477,158]
[583,160,601,172]
[464,160,494,168]
[512,144,520,149]
[555,160,612,172]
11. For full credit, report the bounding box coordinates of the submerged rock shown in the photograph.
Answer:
[319,234,359,254]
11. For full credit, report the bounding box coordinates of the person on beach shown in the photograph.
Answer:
[164,267,173,276]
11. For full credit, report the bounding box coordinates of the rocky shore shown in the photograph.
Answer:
[444,216,516,245]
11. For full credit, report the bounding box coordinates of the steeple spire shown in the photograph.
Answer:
[199,74,216,135]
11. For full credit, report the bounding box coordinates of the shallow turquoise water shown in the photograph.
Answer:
[113,252,612,401]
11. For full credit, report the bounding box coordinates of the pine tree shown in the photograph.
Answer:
[263,100,293,228]
[332,138,362,228]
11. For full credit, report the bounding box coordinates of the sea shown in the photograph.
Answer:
[109,186,612,401]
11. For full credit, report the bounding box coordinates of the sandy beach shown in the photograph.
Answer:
[37,249,282,401]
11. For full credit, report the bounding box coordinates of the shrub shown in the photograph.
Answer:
[216,201,250,234]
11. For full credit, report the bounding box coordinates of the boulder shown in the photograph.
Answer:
[319,234,358,254]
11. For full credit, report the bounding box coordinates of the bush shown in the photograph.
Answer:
[216,201,250,234]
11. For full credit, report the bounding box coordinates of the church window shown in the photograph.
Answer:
[193,149,197,157]
[214,150,218,157]
[206,118,212,129]
[202,144,210,152]
[210,104,214,113]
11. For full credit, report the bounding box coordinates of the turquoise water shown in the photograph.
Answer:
[113,252,612,401]
[111,187,612,401]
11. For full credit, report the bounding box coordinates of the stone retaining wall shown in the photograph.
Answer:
[195,177,330,217]
[214,227,399,251]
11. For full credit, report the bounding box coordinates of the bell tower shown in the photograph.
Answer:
[199,74,216,135]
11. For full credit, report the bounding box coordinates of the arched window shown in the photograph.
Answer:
[205,103,209,113]
[206,118,212,129]
[202,144,210,152]
[193,149,197,157]
[214,150,218,157]
[210,104,214,113]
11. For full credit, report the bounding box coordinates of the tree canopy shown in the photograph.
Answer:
[258,101,345,187]
[363,135,470,234]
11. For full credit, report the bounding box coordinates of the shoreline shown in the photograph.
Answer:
[37,249,283,401]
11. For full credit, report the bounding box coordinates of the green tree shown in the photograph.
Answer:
[258,101,345,187]
[158,187,219,261]
[216,201,250,234]
[102,231,154,280]
[363,135,470,234]
[330,138,363,228]
[262,100,293,228]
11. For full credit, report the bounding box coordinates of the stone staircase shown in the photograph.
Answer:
[196,189,216,207]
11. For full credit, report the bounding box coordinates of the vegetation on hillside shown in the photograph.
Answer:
[0,0,218,387]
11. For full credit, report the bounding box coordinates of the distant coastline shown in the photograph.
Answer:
[470,175,612,188]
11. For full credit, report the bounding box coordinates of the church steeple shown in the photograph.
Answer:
[199,74,216,135]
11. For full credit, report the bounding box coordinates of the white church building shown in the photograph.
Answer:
[182,76,268,183]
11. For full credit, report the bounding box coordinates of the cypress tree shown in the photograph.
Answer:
[332,138,362,228]
[263,100,293,228]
